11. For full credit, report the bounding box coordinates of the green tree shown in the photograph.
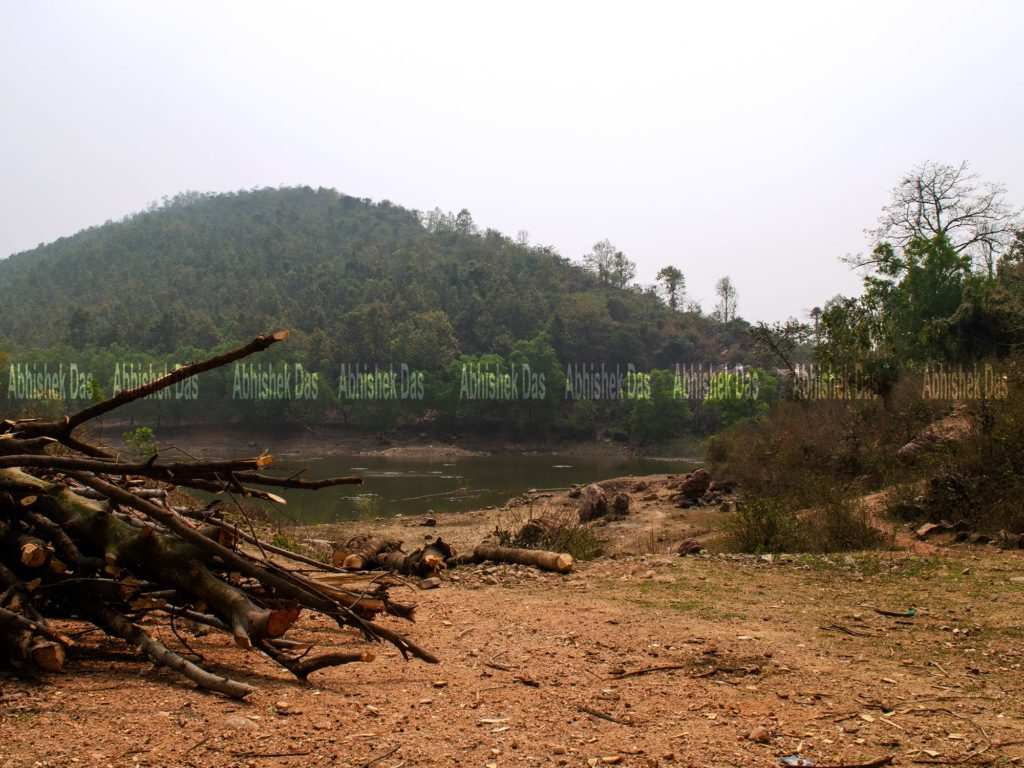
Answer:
[627,369,691,443]
[608,249,636,289]
[583,239,617,284]
[656,266,685,311]
[454,208,476,235]
[390,309,460,371]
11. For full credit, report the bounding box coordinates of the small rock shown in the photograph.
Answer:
[419,577,442,589]
[748,726,771,743]
[223,715,257,731]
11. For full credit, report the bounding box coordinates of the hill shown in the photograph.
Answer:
[0,187,762,437]
[0,187,751,364]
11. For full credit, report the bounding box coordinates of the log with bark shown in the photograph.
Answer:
[373,537,453,577]
[0,331,435,698]
[333,534,404,570]
[471,543,574,574]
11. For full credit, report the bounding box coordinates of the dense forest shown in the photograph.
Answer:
[0,187,765,439]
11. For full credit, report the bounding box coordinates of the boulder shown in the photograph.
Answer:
[611,493,631,516]
[677,538,702,556]
[998,530,1024,549]
[677,468,711,501]
[578,483,608,522]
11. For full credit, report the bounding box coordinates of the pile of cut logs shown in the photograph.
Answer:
[0,331,434,698]
[332,534,575,575]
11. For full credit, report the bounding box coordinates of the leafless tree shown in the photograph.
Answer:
[862,161,1020,275]
[714,276,738,322]
[584,239,636,289]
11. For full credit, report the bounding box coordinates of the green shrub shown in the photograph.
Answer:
[122,426,158,457]
[727,492,885,554]
[725,498,803,553]
[805,496,886,552]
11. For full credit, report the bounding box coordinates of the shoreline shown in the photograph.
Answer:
[95,423,704,463]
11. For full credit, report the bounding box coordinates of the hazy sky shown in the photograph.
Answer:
[2,1,1022,321]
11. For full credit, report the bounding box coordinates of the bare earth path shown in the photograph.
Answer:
[2,547,1023,768]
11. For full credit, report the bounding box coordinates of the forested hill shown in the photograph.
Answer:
[0,187,752,370]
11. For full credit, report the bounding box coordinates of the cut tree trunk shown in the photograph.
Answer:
[0,608,66,673]
[473,543,574,573]
[373,538,453,577]
[333,535,403,570]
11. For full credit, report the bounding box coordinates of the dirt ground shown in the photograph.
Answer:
[301,473,727,559]
[3,480,1024,768]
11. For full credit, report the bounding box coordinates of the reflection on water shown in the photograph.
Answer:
[261,453,697,523]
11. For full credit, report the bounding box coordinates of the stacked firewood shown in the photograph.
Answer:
[0,331,434,698]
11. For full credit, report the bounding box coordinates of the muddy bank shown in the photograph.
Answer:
[298,472,729,560]
[94,423,681,462]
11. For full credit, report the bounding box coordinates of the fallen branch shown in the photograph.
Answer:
[578,704,632,726]
[609,663,690,679]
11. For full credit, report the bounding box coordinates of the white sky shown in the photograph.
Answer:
[2,1,1022,321]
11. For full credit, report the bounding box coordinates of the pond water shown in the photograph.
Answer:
[262,453,698,523]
